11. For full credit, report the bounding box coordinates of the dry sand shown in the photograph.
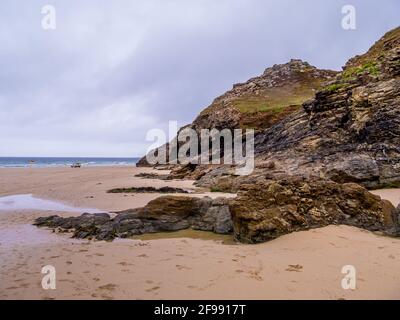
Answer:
[0,166,400,300]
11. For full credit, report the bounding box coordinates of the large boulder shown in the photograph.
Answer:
[229,176,399,243]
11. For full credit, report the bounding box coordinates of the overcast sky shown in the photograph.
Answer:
[0,0,398,157]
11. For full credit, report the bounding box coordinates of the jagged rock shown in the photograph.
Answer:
[135,156,152,167]
[107,186,190,194]
[34,196,233,240]
[34,213,113,240]
[192,59,337,132]
[229,176,399,243]
[134,172,171,180]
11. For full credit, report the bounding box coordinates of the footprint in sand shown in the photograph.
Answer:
[138,254,148,258]
[176,264,191,271]
[59,279,75,283]
[388,254,395,259]
[248,270,263,281]
[98,283,118,291]
[134,242,149,247]
[286,264,303,272]
[146,286,160,292]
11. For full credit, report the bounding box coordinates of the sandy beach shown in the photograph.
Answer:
[1,166,400,300]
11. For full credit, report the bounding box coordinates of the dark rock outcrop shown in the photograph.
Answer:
[34,196,233,240]
[135,156,152,167]
[134,172,171,180]
[107,186,190,194]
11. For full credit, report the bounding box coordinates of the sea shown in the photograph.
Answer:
[0,157,139,168]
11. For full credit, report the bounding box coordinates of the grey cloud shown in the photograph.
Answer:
[0,0,398,156]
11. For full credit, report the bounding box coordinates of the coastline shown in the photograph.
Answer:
[0,157,139,169]
[1,166,400,299]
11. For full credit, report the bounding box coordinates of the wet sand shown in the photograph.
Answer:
[1,166,400,299]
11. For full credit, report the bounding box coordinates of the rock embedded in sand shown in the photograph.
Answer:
[229,176,399,243]
[134,172,171,180]
[107,186,190,194]
[34,196,233,241]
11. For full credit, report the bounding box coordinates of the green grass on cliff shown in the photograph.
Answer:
[341,27,399,79]
[233,98,289,114]
[342,61,380,79]
[233,84,318,114]
[323,83,346,92]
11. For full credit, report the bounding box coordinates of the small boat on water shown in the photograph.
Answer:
[28,160,36,164]
[71,162,81,168]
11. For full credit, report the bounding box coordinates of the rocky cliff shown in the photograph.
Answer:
[137,59,337,167]
[252,26,400,189]
[194,26,400,189]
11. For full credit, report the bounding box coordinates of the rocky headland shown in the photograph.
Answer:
[35,27,400,243]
